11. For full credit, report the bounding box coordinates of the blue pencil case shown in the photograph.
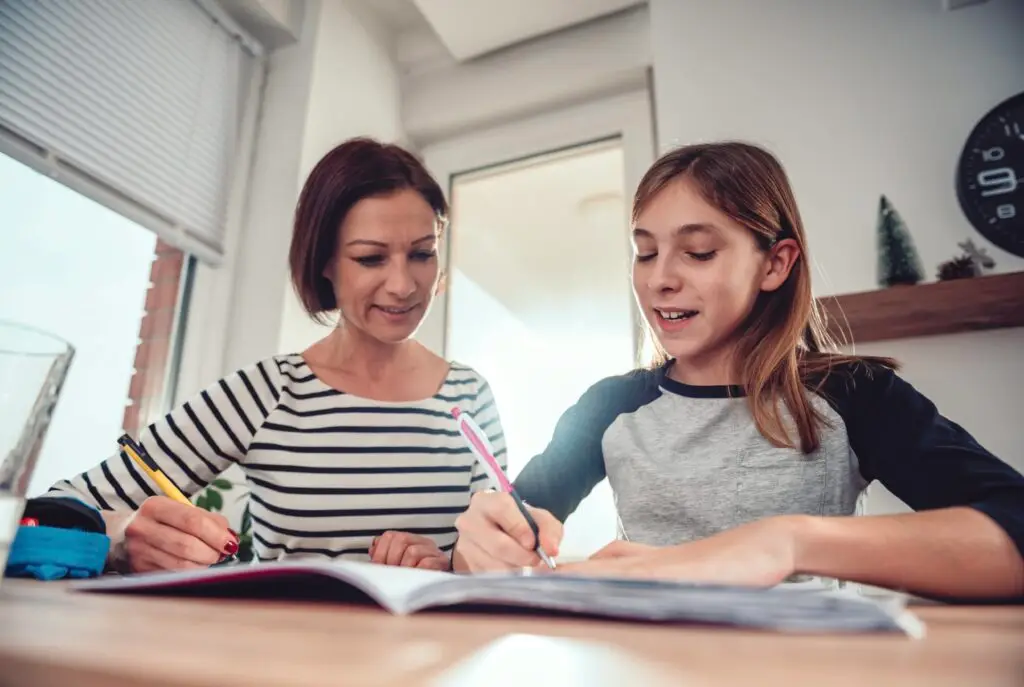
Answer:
[5,496,111,581]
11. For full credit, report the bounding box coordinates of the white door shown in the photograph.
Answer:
[420,90,655,560]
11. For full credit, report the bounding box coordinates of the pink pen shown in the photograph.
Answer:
[451,407,556,569]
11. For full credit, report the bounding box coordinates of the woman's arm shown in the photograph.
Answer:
[48,358,283,537]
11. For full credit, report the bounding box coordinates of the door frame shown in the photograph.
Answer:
[417,88,657,358]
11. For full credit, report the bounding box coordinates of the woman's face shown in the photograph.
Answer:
[326,189,442,344]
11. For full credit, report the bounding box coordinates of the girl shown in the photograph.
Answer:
[452,141,1024,600]
[51,138,507,574]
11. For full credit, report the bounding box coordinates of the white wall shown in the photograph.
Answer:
[278,0,406,355]
[649,0,1024,290]
[218,0,318,377]
[190,0,407,376]
[648,0,1024,504]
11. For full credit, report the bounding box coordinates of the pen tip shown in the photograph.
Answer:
[450,407,462,419]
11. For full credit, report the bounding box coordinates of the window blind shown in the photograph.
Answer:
[0,0,253,263]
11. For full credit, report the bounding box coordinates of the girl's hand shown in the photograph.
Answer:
[107,496,239,573]
[370,531,450,570]
[588,540,658,559]
[452,491,563,572]
[558,517,802,586]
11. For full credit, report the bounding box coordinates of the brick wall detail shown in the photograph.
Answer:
[123,239,183,437]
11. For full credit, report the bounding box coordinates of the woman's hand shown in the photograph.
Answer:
[370,531,450,570]
[106,496,239,573]
[558,517,802,586]
[452,491,563,572]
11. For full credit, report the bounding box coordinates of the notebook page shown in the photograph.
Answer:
[405,572,920,634]
[319,559,455,612]
[70,558,455,613]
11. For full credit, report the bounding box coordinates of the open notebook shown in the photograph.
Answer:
[71,559,924,636]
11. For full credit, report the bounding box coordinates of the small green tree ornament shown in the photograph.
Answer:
[876,195,924,287]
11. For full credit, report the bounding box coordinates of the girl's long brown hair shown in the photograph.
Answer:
[634,142,896,454]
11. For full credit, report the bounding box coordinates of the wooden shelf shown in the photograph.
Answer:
[817,271,1024,344]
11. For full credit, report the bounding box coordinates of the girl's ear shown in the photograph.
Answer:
[760,238,800,292]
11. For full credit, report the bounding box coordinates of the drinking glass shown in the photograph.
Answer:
[0,320,74,585]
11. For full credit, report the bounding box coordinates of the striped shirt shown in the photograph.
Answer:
[49,354,507,562]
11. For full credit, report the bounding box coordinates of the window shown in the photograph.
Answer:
[0,0,254,262]
[420,90,656,560]
[0,3,263,498]
[0,154,191,496]
[445,139,636,559]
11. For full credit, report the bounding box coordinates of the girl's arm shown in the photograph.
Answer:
[561,364,1023,600]
[562,506,1022,599]
[452,371,660,572]
[512,372,660,522]
[816,363,1024,598]
[790,506,1022,599]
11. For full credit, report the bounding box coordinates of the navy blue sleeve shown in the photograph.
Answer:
[512,371,660,523]
[824,363,1024,562]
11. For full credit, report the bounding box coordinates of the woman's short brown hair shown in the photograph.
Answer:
[289,137,448,324]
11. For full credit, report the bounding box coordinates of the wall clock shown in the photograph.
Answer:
[955,91,1024,258]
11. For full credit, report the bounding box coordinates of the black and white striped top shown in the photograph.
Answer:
[49,354,507,562]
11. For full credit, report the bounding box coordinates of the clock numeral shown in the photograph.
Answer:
[982,147,1005,162]
[996,204,1016,220]
[977,167,1018,197]
[1004,121,1023,140]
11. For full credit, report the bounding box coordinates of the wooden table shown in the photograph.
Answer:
[0,580,1021,687]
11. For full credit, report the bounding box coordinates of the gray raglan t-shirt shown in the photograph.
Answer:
[511,361,1024,558]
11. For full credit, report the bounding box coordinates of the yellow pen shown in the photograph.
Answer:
[117,433,192,507]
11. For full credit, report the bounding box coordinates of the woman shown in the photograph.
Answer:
[452,141,1024,601]
[51,138,507,574]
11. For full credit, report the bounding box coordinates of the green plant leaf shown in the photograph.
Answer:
[194,493,208,510]
[237,532,254,562]
[240,503,252,534]
[206,489,223,512]
[211,479,232,490]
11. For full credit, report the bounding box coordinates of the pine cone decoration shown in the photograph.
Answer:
[937,255,977,281]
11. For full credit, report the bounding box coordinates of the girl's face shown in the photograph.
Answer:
[325,189,442,344]
[631,178,797,377]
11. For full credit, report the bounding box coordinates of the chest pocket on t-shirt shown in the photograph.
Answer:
[735,445,827,518]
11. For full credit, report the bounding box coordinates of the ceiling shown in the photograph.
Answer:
[357,0,429,34]
[360,0,646,61]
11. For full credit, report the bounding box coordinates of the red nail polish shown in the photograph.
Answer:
[19,517,38,527]
[224,539,239,555]
[228,528,239,540]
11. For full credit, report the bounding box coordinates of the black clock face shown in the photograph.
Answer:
[955,92,1024,258]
